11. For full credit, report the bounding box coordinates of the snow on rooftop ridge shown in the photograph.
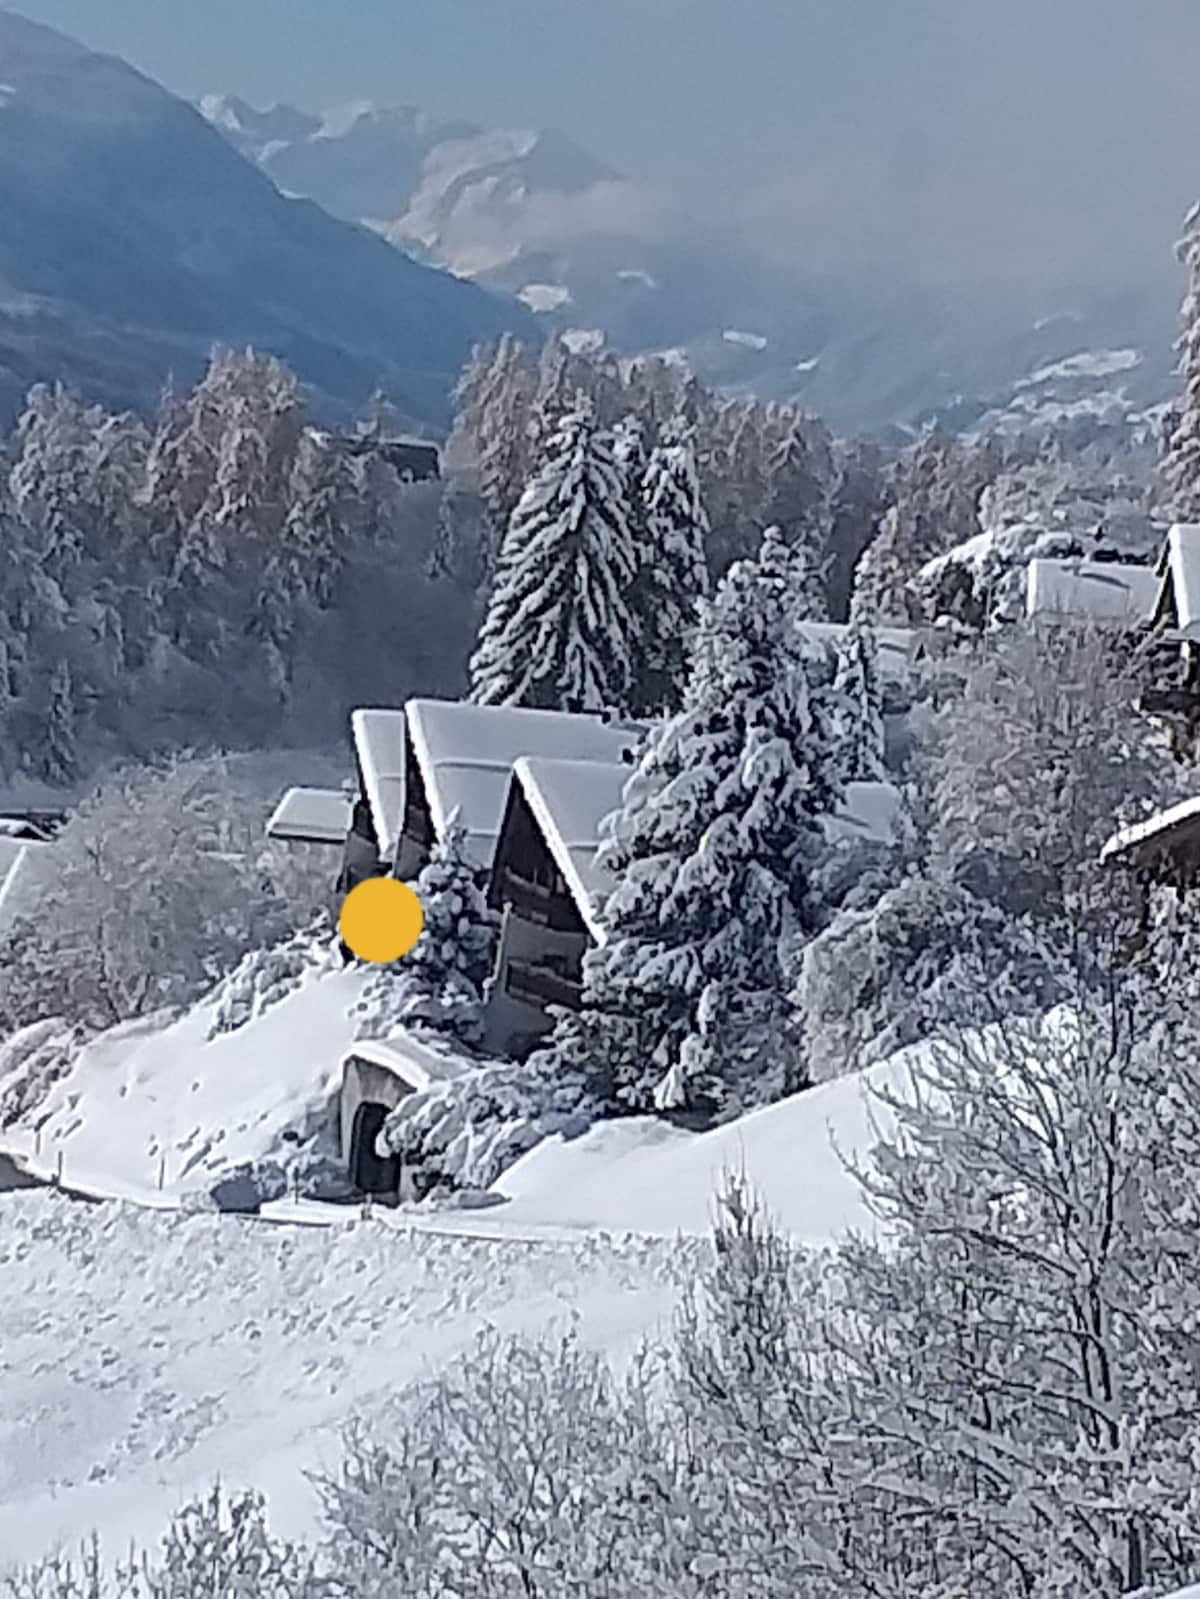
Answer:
[1026,557,1159,627]
[512,757,629,943]
[794,620,919,683]
[1100,795,1200,866]
[266,787,351,846]
[342,1029,474,1095]
[351,708,407,863]
[1160,523,1200,640]
[405,699,643,872]
[823,781,903,849]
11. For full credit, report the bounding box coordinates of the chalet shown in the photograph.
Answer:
[304,426,441,484]
[1025,557,1159,631]
[483,756,906,1058]
[1100,797,1200,895]
[267,699,906,1190]
[485,756,628,1057]
[1151,523,1200,648]
[344,699,644,882]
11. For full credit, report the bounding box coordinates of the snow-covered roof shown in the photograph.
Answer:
[506,761,904,946]
[1100,796,1200,868]
[405,700,643,873]
[1155,523,1200,641]
[339,1031,473,1094]
[822,781,904,848]
[511,757,629,942]
[351,708,407,864]
[794,621,919,684]
[266,787,352,846]
[0,837,48,932]
[1025,557,1159,628]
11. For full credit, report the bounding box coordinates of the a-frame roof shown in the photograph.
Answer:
[352,699,645,873]
[1153,523,1200,640]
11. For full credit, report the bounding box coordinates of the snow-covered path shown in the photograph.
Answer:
[0,1191,688,1568]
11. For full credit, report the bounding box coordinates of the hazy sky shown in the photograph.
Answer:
[10,0,1200,295]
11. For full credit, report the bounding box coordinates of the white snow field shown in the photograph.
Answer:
[0,1192,690,1568]
[0,961,373,1202]
[0,960,917,1567]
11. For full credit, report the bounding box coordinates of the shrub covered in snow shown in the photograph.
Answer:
[351,820,497,1049]
[3,1486,320,1598]
[796,876,1060,1084]
[0,1016,85,1131]
[378,1048,598,1195]
[0,753,332,1037]
[207,922,339,1040]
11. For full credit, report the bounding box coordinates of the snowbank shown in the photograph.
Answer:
[0,961,372,1200]
[0,1191,685,1568]
[490,1052,914,1244]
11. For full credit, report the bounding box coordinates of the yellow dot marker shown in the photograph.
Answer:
[339,877,425,964]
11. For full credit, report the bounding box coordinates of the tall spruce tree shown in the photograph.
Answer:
[633,421,711,713]
[43,659,78,786]
[832,614,887,782]
[546,524,844,1124]
[764,418,832,620]
[849,507,919,626]
[468,398,638,712]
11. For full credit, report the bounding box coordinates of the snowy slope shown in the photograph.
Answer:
[491,1054,905,1245]
[0,960,373,1201]
[0,1192,688,1567]
[0,945,924,1567]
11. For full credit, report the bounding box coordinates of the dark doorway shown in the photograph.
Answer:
[349,1102,399,1195]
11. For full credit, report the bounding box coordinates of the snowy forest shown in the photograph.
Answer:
[15,199,1200,1599]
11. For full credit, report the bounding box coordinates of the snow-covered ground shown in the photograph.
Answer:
[517,282,572,313]
[0,1192,688,1567]
[0,961,372,1202]
[0,959,917,1567]
[722,328,769,350]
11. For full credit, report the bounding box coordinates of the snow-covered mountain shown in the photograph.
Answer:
[203,90,1179,435]
[0,14,533,427]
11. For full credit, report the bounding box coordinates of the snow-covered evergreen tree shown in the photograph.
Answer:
[763,417,831,619]
[831,613,886,781]
[549,523,844,1123]
[849,505,919,626]
[468,398,638,712]
[633,420,711,712]
[43,659,77,785]
[452,334,537,583]
[354,820,497,1048]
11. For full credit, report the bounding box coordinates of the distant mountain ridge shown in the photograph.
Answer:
[201,90,1179,436]
[0,12,534,427]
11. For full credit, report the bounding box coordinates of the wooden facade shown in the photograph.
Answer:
[483,781,591,1056]
[392,740,437,879]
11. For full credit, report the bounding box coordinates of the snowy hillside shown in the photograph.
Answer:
[0,14,532,426]
[0,947,913,1567]
[0,1190,689,1567]
[0,957,372,1202]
